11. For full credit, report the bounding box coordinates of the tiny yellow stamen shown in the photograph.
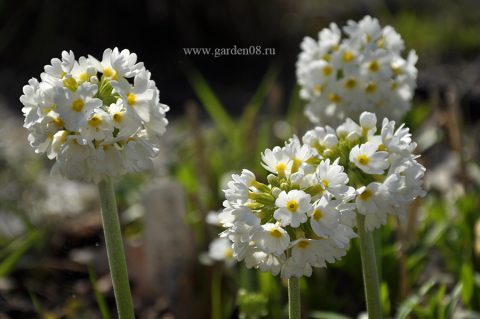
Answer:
[88,114,102,128]
[71,99,84,112]
[368,60,380,72]
[377,144,387,152]
[342,51,354,62]
[344,78,357,89]
[127,93,136,106]
[224,248,233,258]
[328,93,341,103]
[63,77,78,91]
[312,209,323,221]
[292,158,302,173]
[321,179,329,188]
[79,72,89,82]
[314,84,323,94]
[359,189,373,201]
[365,82,376,94]
[52,117,64,128]
[376,37,385,48]
[322,65,333,76]
[103,67,115,78]
[297,240,309,249]
[270,229,283,238]
[357,154,369,165]
[275,162,286,175]
[392,65,402,76]
[113,112,123,123]
[286,200,299,213]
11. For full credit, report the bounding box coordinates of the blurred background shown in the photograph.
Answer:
[1,0,480,318]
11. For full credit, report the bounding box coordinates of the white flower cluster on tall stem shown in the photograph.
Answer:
[296,15,417,125]
[218,111,425,278]
[20,48,169,182]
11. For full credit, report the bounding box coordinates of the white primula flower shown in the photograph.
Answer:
[55,82,102,131]
[80,108,114,141]
[90,47,144,80]
[253,223,290,254]
[21,49,169,183]
[309,196,339,238]
[208,238,235,266]
[261,146,292,177]
[350,142,389,174]
[111,70,155,122]
[315,158,349,196]
[274,190,312,227]
[107,100,141,139]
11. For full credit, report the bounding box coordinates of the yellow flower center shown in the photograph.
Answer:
[52,117,64,128]
[63,77,78,91]
[359,189,373,201]
[71,99,84,112]
[377,144,387,152]
[286,200,299,213]
[322,65,333,76]
[368,60,380,72]
[365,82,377,94]
[224,248,233,258]
[357,154,369,165]
[275,162,286,175]
[322,54,331,62]
[342,51,354,62]
[127,93,136,106]
[392,65,402,76]
[314,84,323,94]
[328,93,341,103]
[297,240,309,249]
[312,209,323,221]
[78,72,89,82]
[113,112,123,123]
[321,179,329,188]
[270,229,283,238]
[88,115,102,127]
[344,78,357,89]
[103,67,115,78]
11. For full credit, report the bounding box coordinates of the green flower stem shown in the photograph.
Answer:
[98,179,135,319]
[356,213,382,319]
[288,277,301,319]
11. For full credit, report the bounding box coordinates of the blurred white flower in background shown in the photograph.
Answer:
[296,15,417,125]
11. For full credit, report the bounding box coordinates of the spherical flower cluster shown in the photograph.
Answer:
[296,15,417,125]
[20,48,169,182]
[218,111,425,278]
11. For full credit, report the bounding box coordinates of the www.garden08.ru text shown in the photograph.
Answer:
[183,45,276,58]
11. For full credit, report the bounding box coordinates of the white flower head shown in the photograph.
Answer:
[350,142,389,174]
[21,49,169,183]
[296,15,417,124]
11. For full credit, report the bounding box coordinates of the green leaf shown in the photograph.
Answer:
[0,230,40,277]
[461,263,474,305]
[309,311,352,319]
[381,282,391,316]
[445,284,462,318]
[185,66,236,142]
[396,280,436,319]
[88,266,112,319]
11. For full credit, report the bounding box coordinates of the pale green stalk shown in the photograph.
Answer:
[98,179,135,319]
[288,277,301,319]
[356,213,382,319]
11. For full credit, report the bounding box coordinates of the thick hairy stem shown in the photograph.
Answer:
[288,276,301,319]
